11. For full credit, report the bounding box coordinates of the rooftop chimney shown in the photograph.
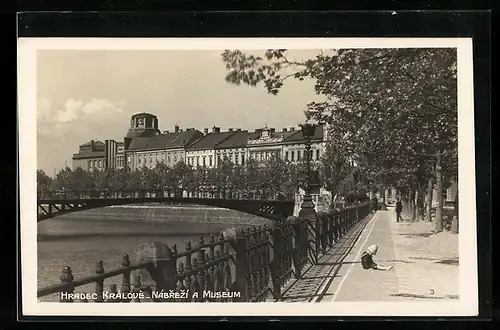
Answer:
[164,130,169,134]
[175,125,180,133]
[212,126,220,133]
[283,128,287,132]
[203,128,209,135]
[228,128,233,132]
[270,128,275,133]
[290,127,295,131]
[237,128,241,131]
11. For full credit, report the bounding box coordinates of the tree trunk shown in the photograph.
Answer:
[381,189,387,210]
[426,178,433,222]
[410,188,416,221]
[451,189,459,234]
[434,151,444,233]
[414,189,420,221]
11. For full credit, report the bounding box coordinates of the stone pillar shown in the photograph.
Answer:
[134,241,177,293]
[224,228,248,302]
[384,189,389,202]
[391,188,397,200]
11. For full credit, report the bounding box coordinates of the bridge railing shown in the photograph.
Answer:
[37,202,375,303]
[37,189,295,202]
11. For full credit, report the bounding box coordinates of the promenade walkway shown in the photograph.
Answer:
[282,209,459,302]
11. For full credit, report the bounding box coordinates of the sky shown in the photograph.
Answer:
[36,49,325,175]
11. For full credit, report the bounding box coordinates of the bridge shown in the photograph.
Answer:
[37,190,296,222]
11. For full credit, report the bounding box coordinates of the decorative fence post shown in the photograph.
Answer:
[268,221,283,301]
[298,194,320,264]
[289,215,306,279]
[59,266,74,302]
[95,260,104,302]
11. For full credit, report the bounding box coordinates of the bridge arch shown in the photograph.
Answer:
[37,196,295,223]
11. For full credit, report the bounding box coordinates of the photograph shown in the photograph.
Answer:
[18,38,477,317]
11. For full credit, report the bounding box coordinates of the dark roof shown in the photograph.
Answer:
[79,140,105,148]
[127,130,203,151]
[186,131,236,150]
[283,125,324,143]
[131,112,156,118]
[72,151,105,160]
[248,129,299,141]
[215,131,249,149]
[169,130,203,148]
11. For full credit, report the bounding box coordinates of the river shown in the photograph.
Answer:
[37,205,273,301]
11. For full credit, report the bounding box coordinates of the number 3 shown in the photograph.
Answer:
[429,289,435,295]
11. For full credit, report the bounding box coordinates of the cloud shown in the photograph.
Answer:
[37,98,131,174]
[38,98,126,126]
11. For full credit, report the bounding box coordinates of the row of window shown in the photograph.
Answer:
[284,149,321,161]
[116,156,125,168]
[123,147,322,169]
[136,152,181,165]
[186,153,247,167]
[87,159,103,169]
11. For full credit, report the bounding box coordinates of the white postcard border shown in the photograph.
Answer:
[18,37,478,317]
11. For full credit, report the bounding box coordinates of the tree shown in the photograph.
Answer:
[36,170,52,195]
[317,142,350,207]
[222,48,457,232]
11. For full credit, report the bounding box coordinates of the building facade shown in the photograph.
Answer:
[72,140,106,171]
[71,112,328,173]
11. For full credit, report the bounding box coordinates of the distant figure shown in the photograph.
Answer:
[395,198,403,222]
[361,244,394,271]
[371,196,378,213]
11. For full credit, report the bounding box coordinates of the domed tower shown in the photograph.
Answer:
[124,112,160,150]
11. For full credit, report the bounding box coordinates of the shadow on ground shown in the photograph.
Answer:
[390,293,459,300]
[399,232,433,238]
[435,259,459,266]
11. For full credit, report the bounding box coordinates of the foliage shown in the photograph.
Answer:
[37,156,329,200]
[221,48,458,191]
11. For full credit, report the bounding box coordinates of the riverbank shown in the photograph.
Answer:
[37,205,273,300]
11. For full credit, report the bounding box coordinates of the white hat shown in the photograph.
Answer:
[366,244,378,255]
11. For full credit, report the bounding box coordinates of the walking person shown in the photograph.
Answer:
[360,244,394,271]
[395,198,403,222]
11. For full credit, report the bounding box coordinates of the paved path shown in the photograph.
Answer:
[281,210,459,302]
[324,210,459,302]
[280,212,375,302]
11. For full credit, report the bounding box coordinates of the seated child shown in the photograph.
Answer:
[361,244,394,271]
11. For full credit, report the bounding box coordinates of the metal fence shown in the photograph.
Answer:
[37,201,374,303]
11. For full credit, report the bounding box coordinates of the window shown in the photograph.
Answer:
[149,155,153,163]
[241,154,245,165]
[167,153,171,162]
[310,150,313,160]
[316,149,320,160]
[88,160,92,168]
[173,154,177,162]
[298,150,301,160]
[209,156,213,167]
[285,151,289,160]
[235,154,239,165]
[203,157,206,166]
[98,160,102,168]
[291,151,295,161]
[138,156,141,164]
[127,156,131,163]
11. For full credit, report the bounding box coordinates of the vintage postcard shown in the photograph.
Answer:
[18,37,477,317]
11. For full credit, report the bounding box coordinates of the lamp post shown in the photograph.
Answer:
[299,122,319,262]
[299,123,317,207]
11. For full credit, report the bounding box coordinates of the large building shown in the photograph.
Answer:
[72,112,328,172]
